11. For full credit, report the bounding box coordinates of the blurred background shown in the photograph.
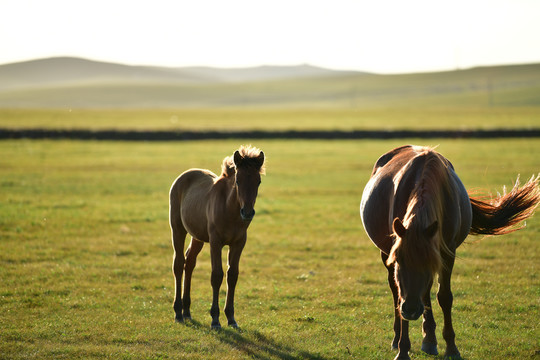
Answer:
[1,0,539,127]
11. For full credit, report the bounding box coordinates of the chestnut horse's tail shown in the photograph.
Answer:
[469,175,540,235]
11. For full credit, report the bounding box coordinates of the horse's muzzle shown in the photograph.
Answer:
[240,208,255,221]
[400,301,424,321]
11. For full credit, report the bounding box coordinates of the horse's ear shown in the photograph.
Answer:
[233,150,243,167]
[256,151,265,167]
[425,221,438,238]
[393,218,407,238]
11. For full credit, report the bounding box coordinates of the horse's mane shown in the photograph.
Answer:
[388,147,452,273]
[220,145,266,178]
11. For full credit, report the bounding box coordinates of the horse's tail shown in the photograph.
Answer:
[469,175,540,235]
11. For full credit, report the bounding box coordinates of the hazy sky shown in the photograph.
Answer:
[1,0,539,73]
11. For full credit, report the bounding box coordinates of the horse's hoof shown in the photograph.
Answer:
[421,342,438,355]
[393,352,410,360]
[228,318,239,328]
[444,353,462,360]
[211,322,222,330]
[390,337,399,351]
[175,315,184,323]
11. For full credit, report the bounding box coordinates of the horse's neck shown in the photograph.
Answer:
[221,177,240,213]
[391,167,418,222]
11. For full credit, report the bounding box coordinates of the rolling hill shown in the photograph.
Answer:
[0,57,539,108]
[0,57,348,90]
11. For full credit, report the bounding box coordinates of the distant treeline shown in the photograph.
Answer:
[2,128,540,141]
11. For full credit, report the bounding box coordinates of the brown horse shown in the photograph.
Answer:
[360,145,539,360]
[169,145,265,329]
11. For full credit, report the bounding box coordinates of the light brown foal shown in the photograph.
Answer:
[169,145,265,329]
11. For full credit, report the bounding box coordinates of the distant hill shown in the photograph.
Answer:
[179,64,357,83]
[0,57,349,90]
[0,57,213,90]
[0,57,539,108]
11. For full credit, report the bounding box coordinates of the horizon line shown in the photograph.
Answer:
[2,55,539,76]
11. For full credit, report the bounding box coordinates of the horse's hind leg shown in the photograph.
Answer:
[421,279,438,355]
[172,225,187,322]
[182,237,204,320]
[170,195,187,323]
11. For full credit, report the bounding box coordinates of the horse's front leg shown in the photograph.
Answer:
[382,252,401,351]
[382,252,410,359]
[421,279,438,356]
[396,319,411,360]
[209,239,224,329]
[437,254,462,360]
[224,238,246,328]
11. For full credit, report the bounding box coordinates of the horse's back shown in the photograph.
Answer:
[361,145,470,254]
[370,145,423,176]
[170,168,217,242]
[361,146,423,253]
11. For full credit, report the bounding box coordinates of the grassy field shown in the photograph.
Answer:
[0,136,539,360]
[1,107,540,131]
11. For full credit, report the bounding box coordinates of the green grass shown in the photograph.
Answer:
[0,138,539,359]
[1,107,540,131]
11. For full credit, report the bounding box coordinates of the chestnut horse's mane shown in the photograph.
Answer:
[221,145,266,178]
[388,147,453,273]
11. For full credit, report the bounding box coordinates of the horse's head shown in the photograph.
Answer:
[387,217,440,321]
[233,148,265,222]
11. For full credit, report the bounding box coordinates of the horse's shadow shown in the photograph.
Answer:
[184,320,328,360]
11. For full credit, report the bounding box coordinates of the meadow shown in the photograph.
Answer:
[0,132,539,359]
[1,107,540,131]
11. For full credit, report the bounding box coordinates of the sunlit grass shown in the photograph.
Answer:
[0,138,538,359]
[1,107,540,131]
